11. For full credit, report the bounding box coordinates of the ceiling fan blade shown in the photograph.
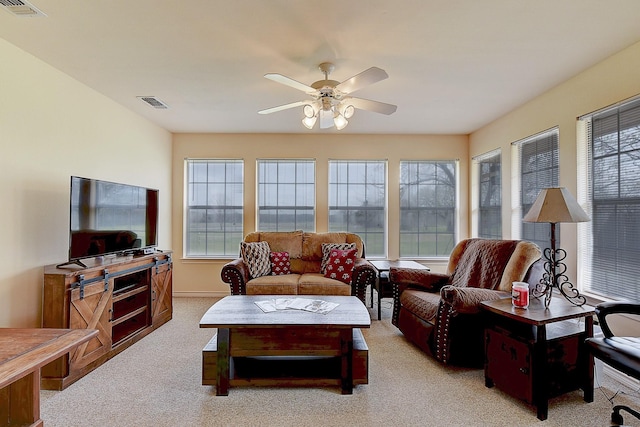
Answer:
[264,73,317,94]
[258,100,307,115]
[335,67,389,94]
[347,97,397,115]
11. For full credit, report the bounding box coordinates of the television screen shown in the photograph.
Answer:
[67,176,158,262]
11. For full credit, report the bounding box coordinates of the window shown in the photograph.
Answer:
[328,160,386,257]
[257,159,315,231]
[579,98,640,303]
[514,129,559,252]
[475,150,502,239]
[185,159,243,257]
[399,160,457,257]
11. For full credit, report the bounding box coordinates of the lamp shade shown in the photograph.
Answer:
[302,115,317,129]
[523,187,590,224]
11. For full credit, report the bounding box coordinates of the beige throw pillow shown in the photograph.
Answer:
[241,241,271,278]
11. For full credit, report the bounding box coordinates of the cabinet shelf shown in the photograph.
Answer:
[113,284,148,302]
[111,306,148,327]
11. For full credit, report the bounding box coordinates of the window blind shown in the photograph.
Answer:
[578,97,640,302]
[513,129,559,252]
[399,160,457,257]
[257,159,315,232]
[185,159,244,257]
[328,160,387,257]
[475,149,502,239]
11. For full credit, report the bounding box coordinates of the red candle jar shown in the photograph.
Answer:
[512,282,529,309]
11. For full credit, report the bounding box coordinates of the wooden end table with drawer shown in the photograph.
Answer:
[481,296,595,421]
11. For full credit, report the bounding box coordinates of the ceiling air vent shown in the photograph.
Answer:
[0,0,46,17]
[137,96,169,109]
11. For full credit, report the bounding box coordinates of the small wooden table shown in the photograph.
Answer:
[369,260,430,320]
[481,297,595,421]
[0,328,98,427]
[200,295,370,396]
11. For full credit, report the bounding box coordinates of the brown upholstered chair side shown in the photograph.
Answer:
[390,238,543,367]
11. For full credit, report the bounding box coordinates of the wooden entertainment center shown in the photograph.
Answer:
[41,251,172,390]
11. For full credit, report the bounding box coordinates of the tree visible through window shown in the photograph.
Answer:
[399,160,457,257]
[328,160,386,257]
[185,159,243,257]
[257,159,315,231]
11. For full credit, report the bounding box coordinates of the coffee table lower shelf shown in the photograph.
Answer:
[202,328,368,389]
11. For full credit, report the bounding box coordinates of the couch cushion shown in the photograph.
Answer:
[246,274,300,295]
[324,248,357,283]
[270,251,291,275]
[400,289,442,323]
[303,232,362,261]
[240,241,271,278]
[244,230,303,259]
[297,273,352,296]
[320,243,356,273]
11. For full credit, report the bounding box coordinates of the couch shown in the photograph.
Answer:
[220,230,376,304]
[390,238,543,367]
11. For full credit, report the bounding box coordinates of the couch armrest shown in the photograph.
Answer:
[440,286,511,315]
[352,258,376,304]
[220,258,250,295]
[390,268,450,292]
[390,269,450,327]
[433,286,511,365]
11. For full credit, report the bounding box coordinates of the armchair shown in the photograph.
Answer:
[585,301,640,426]
[390,238,543,366]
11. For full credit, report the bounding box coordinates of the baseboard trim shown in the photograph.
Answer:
[602,364,639,390]
[173,291,228,298]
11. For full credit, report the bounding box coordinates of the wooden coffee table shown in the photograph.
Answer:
[200,295,370,395]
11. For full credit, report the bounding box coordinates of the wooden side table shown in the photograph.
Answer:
[481,296,595,421]
[369,260,429,320]
[0,328,98,427]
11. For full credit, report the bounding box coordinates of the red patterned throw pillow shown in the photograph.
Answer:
[320,242,356,274]
[323,248,357,284]
[270,251,291,275]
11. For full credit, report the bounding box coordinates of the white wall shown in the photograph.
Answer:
[470,40,640,335]
[0,39,172,327]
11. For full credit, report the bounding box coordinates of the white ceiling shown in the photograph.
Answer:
[3,0,640,135]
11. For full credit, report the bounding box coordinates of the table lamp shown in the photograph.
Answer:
[523,187,590,307]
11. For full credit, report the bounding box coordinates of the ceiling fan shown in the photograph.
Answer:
[258,62,397,130]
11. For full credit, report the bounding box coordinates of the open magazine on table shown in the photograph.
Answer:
[255,297,339,314]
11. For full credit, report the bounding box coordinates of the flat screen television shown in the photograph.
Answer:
[59,176,159,268]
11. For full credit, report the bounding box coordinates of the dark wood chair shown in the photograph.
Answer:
[585,301,640,426]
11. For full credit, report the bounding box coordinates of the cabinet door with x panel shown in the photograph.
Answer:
[68,278,112,373]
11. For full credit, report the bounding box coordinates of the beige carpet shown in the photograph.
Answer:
[40,297,640,427]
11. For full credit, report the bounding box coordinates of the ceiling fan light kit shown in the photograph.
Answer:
[259,62,397,130]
